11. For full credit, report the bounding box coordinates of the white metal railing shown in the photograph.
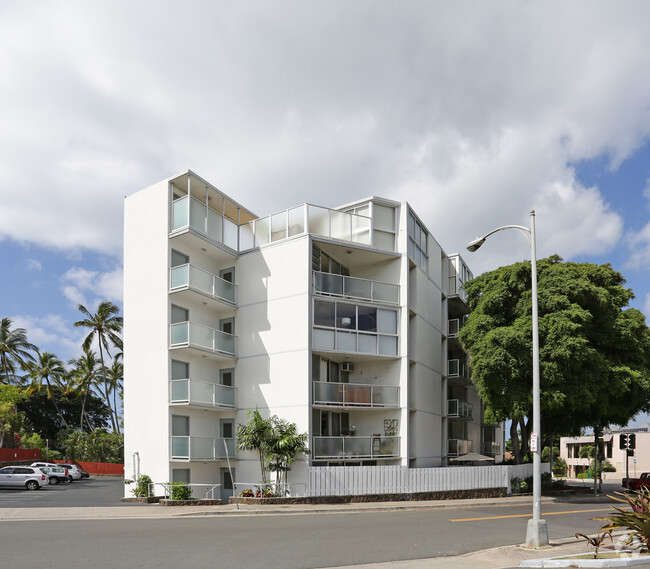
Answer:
[312,435,400,460]
[170,264,236,304]
[170,378,235,408]
[308,464,550,496]
[313,381,399,408]
[170,436,236,460]
[149,482,221,500]
[233,482,308,498]
[170,322,236,357]
[481,441,501,456]
[447,359,470,380]
[448,438,472,457]
[313,271,399,305]
[447,399,473,419]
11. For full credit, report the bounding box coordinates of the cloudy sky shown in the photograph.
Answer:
[1,2,649,401]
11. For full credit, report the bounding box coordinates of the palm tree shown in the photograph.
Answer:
[267,418,309,486]
[68,348,100,432]
[236,409,274,483]
[74,302,123,431]
[24,350,69,428]
[0,317,37,384]
[105,358,123,434]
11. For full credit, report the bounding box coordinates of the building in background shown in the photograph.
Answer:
[123,170,503,500]
[560,427,650,478]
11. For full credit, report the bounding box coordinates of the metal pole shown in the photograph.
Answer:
[525,210,548,547]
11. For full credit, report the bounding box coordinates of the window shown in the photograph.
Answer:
[407,211,428,269]
[171,250,189,268]
[171,415,189,437]
[171,360,189,380]
[220,368,234,387]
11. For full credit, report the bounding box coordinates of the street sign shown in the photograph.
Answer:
[530,432,538,452]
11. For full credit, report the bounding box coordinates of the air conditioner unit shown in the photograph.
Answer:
[341,362,354,373]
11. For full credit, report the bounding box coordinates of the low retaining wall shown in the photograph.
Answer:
[230,487,507,505]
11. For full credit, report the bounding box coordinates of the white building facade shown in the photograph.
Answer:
[123,170,503,500]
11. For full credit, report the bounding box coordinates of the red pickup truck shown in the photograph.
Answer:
[622,473,650,490]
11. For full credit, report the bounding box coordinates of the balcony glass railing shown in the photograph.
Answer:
[170,379,235,408]
[239,204,373,251]
[171,195,239,251]
[170,322,236,357]
[312,436,400,460]
[313,381,399,408]
[170,436,236,460]
[448,439,472,457]
[313,271,399,305]
[481,441,501,456]
[170,264,236,304]
[447,399,473,419]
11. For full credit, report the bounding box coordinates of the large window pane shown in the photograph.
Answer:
[314,300,336,327]
[377,309,397,334]
[172,196,188,230]
[373,230,395,252]
[336,303,356,329]
[171,360,189,380]
[357,306,377,332]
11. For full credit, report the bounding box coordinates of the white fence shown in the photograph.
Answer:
[308,464,550,497]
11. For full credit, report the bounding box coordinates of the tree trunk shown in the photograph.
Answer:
[510,420,521,464]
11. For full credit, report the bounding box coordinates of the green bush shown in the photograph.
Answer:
[131,474,153,498]
[511,473,567,493]
[170,482,193,501]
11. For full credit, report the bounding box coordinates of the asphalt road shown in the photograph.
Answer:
[0,478,620,569]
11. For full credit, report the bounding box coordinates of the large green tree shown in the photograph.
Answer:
[459,256,650,463]
[24,351,69,429]
[74,301,123,432]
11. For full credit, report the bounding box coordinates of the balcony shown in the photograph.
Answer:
[313,271,399,305]
[447,359,470,380]
[481,441,501,456]
[448,438,472,457]
[447,399,473,420]
[313,381,399,408]
[170,379,235,409]
[170,264,236,305]
[170,436,236,461]
[239,204,373,251]
[170,322,236,358]
[312,436,400,460]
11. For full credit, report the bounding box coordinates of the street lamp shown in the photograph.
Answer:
[466,210,548,548]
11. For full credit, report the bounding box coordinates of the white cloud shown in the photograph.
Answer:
[10,313,83,363]
[60,266,123,308]
[24,258,42,271]
[0,1,648,276]
[626,221,650,270]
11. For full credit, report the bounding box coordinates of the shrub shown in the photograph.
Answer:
[239,488,255,497]
[593,488,650,551]
[170,481,193,501]
[131,474,153,497]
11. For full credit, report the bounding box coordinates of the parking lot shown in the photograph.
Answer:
[0,476,130,508]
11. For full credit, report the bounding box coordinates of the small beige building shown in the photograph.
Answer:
[560,428,650,479]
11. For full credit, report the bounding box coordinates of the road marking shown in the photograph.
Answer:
[450,508,614,522]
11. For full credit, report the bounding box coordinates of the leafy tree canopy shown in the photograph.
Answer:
[459,256,650,461]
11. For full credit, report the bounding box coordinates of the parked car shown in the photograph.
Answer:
[39,466,70,485]
[57,463,83,480]
[0,466,47,490]
[622,472,650,491]
[31,461,59,469]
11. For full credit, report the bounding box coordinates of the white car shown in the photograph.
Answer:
[57,463,83,480]
[0,466,47,490]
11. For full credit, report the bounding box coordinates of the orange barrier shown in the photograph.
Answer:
[54,460,124,475]
[0,448,41,462]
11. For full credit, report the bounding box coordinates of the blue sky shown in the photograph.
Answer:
[1,2,650,425]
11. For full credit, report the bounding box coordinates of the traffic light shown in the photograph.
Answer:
[620,433,637,450]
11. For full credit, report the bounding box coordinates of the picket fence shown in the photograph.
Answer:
[308,463,549,497]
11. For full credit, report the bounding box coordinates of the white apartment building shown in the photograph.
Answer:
[123,170,503,501]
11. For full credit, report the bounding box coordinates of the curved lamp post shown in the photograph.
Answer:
[466,210,548,548]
